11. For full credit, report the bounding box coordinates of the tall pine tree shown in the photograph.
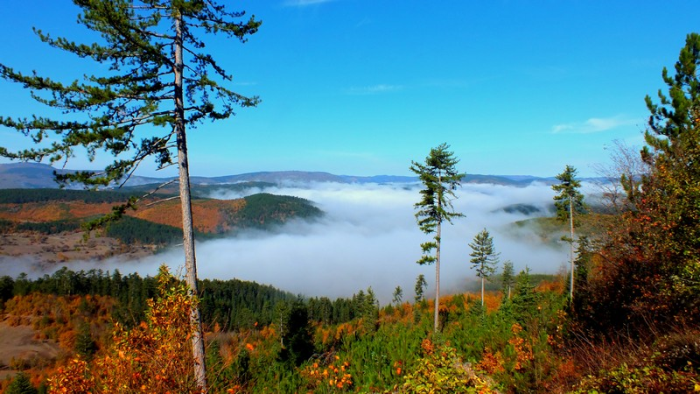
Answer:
[0,2,260,390]
[552,165,584,300]
[410,143,464,332]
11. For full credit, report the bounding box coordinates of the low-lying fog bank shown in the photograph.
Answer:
[1,181,595,303]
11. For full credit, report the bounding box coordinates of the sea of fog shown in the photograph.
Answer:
[0,181,593,304]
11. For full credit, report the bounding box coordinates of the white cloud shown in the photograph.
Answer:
[284,0,336,7]
[552,124,574,133]
[344,84,403,95]
[552,115,640,134]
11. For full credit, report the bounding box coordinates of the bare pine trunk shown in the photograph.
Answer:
[434,221,441,333]
[481,276,485,307]
[569,198,575,301]
[434,173,442,333]
[175,14,208,392]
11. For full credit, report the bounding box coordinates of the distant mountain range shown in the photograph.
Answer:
[0,162,602,189]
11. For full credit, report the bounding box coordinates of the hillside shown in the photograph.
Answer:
[0,268,297,388]
[0,163,73,189]
[0,163,588,189]
[0,189,323,263]
[509,213,611,249]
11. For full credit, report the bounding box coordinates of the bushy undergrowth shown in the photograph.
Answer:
[4,268,699,393]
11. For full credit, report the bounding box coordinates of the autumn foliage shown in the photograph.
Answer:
[47,266,204,393]
[133,199,245,233]
[400,339,494,394]
[573,33,700,336]
[3,292,113,350]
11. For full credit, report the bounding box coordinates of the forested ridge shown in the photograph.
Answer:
[0,268,298,330]
[120,181,277,198]
[0,189,133,204]
[0,189,322,247]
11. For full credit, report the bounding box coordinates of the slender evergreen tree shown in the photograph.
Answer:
[511,267,539,324]
[410,143,465,332]
[552,165,584,300]
[280,300,313,367]
[392,286,403,306]
[75,321,97,359]
[501,260,515,300]
[0,2,260,390]
[414,274,427,303]
[468,228,499,307]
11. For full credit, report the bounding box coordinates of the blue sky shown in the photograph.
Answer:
[0,0,698,178]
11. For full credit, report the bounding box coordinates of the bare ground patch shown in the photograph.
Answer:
[0,231,157,265]
[0,320,62,379]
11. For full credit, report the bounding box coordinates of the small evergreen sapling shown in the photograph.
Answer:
[501,260,515,300]
[469,228,500,307]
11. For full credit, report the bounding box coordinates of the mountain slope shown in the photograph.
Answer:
[0,189,323,246]
[0,163,577,189]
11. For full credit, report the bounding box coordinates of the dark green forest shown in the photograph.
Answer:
[121,181,277,198]
[0,189,132,204]
[0,267,391,331]
[0,189,323,246]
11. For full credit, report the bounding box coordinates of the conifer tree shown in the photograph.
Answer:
[468,228,499,307]
[552,165,584,300]
[572,236,593,314]
[393,286,403,306]
[0,2,260,390]
[0,275,13,307]
[414,274,427,303]
[414,274,428,324]
[75,320,97,359]
[610,32,700,324]
[641,32,700,270]
[511,267,539,324]
[280,300,313,367]
[501,260,515,300]
[362,287,379,331]
[6,372,37,394]
[410,143,465,332]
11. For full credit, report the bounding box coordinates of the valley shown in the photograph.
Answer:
[0,182,323,267]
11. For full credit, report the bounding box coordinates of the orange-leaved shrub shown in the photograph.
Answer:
[48,265,206,393]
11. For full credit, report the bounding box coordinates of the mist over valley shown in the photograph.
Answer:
[0,166,593,303]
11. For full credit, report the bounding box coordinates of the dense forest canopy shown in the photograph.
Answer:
[0,188,323,246]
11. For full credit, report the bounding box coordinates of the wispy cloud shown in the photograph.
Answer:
[552,115,640,134]
[344,84,403,95]
[355,17,371,28]
[284,0,335,6]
